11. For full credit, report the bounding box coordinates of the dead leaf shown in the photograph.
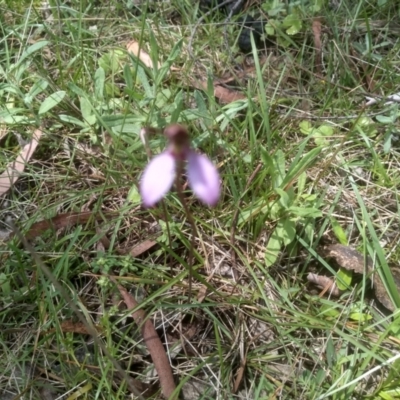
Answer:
[373,267,400,311]
[321,244,371,274]
[0,128,43,197]
[111,278,177,400]
[0,125,8,142]
[127,239,157,257]
[127,40,161,70]
[197,285,207,303]
[214,84,246,103]
[321,244,400,311]
[59,320,92,334]
[25,211,117,240]
[233,363,246,393]
[307,273,340,296]
[192,78,246,104]
[312,18,322,75]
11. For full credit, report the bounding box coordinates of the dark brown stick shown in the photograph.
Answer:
[111,278,177,399]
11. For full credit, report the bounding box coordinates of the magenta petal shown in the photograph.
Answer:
[187,150,220,206]
[140,151,176,207]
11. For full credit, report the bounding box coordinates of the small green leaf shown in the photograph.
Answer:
[318,125,334,135]
[299,120,312,134]
[336,267,352,291]
[283,13,302,35]
[127,184,141,204]
[265,23,275,36]
[331,217,348,245]
[39,90,66,114]
[319,304,340,318]
[349,312,372,322]
[383,133,392,154]
[376,115,396,124]
[0,273,10,296]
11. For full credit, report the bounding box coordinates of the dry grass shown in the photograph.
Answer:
[1,0,400,399]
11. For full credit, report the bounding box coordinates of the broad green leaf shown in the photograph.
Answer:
[59,114,87,128]
[0,273,10,296]
[80,97,92,120]
[260,146,274,171]
[325,337,336,368]
[68,82,86,97]
[39,90,66,114]
[265,233,281,267]
[288,206,322,218]
[281,146,322,188]
[80,97,96,125]
[319,304,340,318]
[336,267,352,291]
[383,133,392,154]
[389,315,400,335]
[136,66,153,98]
[124,64,133,90]
[274,149,285,187]
[379,390,400,400]
[275,219,296,246]
[25,79,48,105]
[297,172,306,198]
[148,29,159,73]
[104,82,121,97]
[1,115,29,124]
[94,67,105,100]
[275,188,290,209]
[14,40,50,67]
[98,50,122,74]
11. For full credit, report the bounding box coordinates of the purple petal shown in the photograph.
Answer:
[140,151,176,207]
[187,150,220,206]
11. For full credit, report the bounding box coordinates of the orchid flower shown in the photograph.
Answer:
[140,124,220,208]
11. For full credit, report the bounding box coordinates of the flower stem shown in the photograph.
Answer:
[175,160,198,302]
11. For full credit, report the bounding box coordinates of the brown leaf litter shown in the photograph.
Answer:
[316,244,400,311]
[0,128,43,197]
[312,18,323,75]
[191,77,246,104]
[127,40,162,70]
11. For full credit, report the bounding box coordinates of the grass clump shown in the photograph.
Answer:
[1,0,400,399]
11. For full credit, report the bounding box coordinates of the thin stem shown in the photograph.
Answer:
[175,159,198,302]
[140,127,173,270]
